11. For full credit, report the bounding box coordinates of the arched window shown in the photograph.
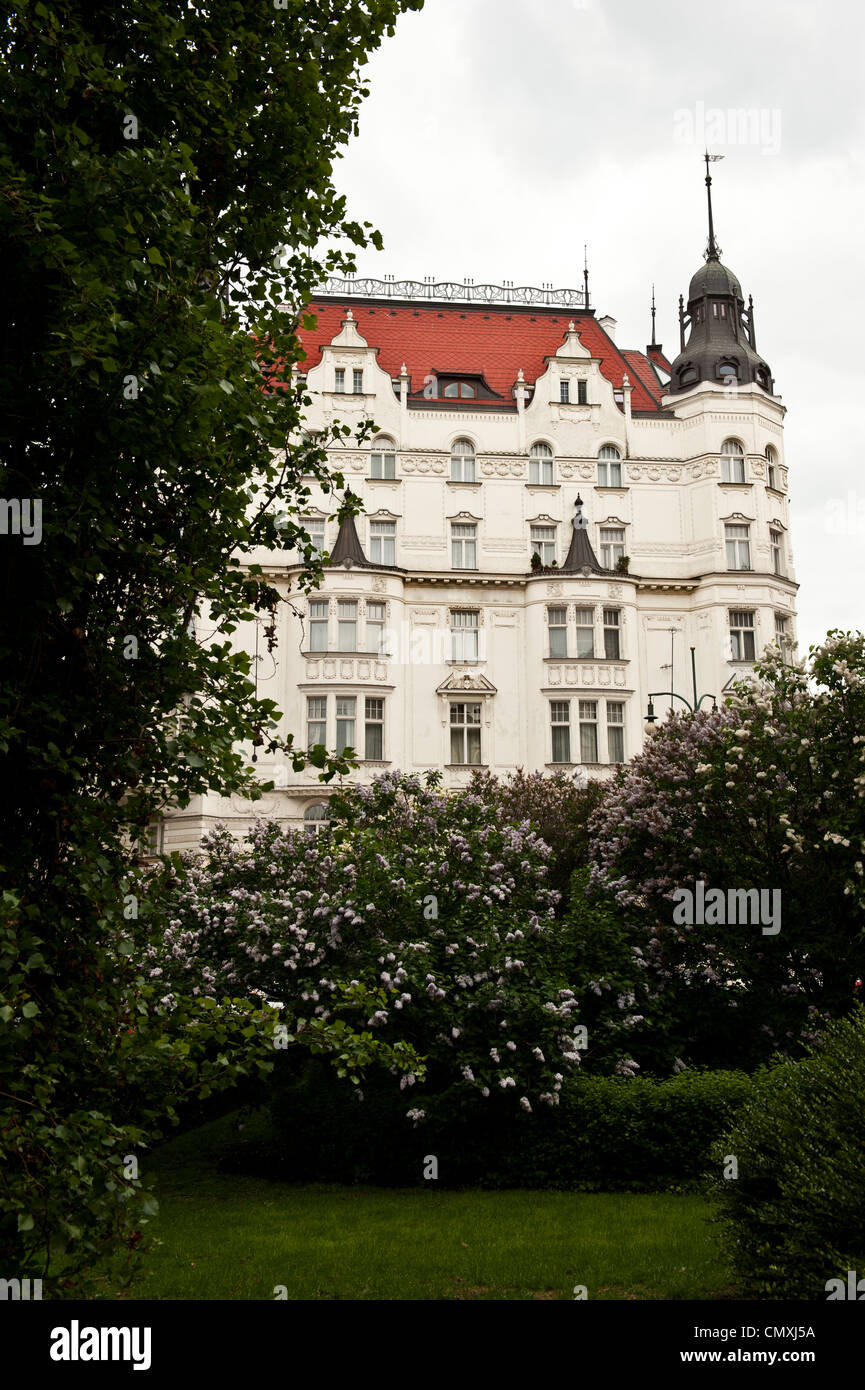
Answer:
[370,436,396,479]
[303,803,330,836]
[718,362,738,384]
[765,445,778,491]
[443,381,476,398]
[597,444,622,488]
[678,366,698,388]
[529,441,554,485]
[450,438,476,482]
[721,438,745,484]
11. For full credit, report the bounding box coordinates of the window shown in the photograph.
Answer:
[560,380,570,404]
[336,696,356,753]
[450,702,482,765]
[337,599,357,650]
[548,607,568,658]
[364,697,384,760]
[303,803,330,836]
[712,302,727,319]
[721,438,745,483]
[529,441,554,485]
[334,367,345,393]
[307,696,327,749]
[451,610,479,663]
[575,607,594,658]
[443,381,476,398]
[550,701,571,763]
[308,599,329,652]
[369,520,396,566]
[725,524,751,570]
[577,380,588,405]
[371,440,396,478]
[451,522,477,569]
[451,438,476,482]
[530,525,556,567]
[766,446,778,491]
[729,610,756,662]
[301,516,326,556]
[770,528,783,575]
[774,613,791,659]
[598,444,622,488]
[599,527,626,569]
[607,702,625,763]
[366,601,386,655]
[719,363,738,384]
[352,368,364,394]
[578,700,599,763]
[603,608,621,660]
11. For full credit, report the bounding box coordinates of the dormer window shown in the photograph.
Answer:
[719,363,738,384]
[443,381,476,399]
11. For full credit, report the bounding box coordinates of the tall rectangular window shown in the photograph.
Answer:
[307,696,327,749]
[451,440,476,481]
[725,524,751,570]
[366,601,386,655]
[600,527,626,569]
[530,525,556,567]
[548,607,568,658]
[364,697,384,760]
[729,610,756,661]
[301,516,326,557]
[575,607,594,658]
[603,608,621,659]
[450,702,482,765]
[371,448,396,479]
[308,599,329,652]
[770,528,783,575]
[550,700,571,763]
[336,696,356,753]
[334,367,345,393]
[579,699,599,763]
[369,520,396,566]
[451,523,477,569]
[766,463,777,490]
[607,701,625,764]
[577,380,588,405]
[451,610,479,663]
[597,459,622,487]
[559,380,570,404]
[774,612,788,641]
[352,368,364,394]
[337,600,357,650]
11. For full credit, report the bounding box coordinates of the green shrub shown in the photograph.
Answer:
[236,1062,752,1192]
[707,1007,865,1299]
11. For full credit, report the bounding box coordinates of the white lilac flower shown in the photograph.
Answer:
[519,1097,532,1113]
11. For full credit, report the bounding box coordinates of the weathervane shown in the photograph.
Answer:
[704,151,724,261]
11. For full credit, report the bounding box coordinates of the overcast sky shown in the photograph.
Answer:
[329,0,865,656]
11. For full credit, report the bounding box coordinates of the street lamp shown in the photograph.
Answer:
[645,643,717,727]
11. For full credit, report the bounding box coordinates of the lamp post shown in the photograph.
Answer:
[645,644,717,728]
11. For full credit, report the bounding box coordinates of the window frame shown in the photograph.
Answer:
[550,699,571,764]
[451,522,478,570]
[725,523,752,571]
[721,438,746,484]
[599,527,626,570]
[449,701,482,765]
[547,606,568,658]
[729,610,756,662]
[450,438,476,483]
[529,441,554,486]
[369,519,396,567]
[364,696,384,761]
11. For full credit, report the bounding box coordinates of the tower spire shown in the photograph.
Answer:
[650,283,657,346]
[583,244,590,311]
[704,151,724,261]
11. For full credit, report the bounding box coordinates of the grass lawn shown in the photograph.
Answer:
[99,1112,735,1301]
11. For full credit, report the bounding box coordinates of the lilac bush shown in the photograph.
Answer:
[589,633,865,1067]
[139,772,589,1116]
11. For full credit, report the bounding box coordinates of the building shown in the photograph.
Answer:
[162,168,797,850]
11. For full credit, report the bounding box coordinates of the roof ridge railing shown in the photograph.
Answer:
[312,276,591,310]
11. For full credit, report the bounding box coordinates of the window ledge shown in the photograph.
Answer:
[544,762,617,770]
[718,480,753,487]
[302,650,390,659]
[445,763,488,770]
[594,486,629,492]
[368,476,401,484]
[525,483,561,490]
[543,655,627,663]
[447,480,482,487]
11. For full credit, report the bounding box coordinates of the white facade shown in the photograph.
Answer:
[162,278,797,851]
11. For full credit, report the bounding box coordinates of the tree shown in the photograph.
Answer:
[589,634,865,1068]
[0,0,422,1287]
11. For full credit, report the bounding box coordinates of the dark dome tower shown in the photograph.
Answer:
[668,156,774,395]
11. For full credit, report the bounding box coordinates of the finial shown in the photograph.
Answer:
[622,373,630,388]
[583,245,590,310]
[704,151,724,261]
[517,367,525,381]
[651,284,657,345]
[345,308,354,320]
[400,362,407,375]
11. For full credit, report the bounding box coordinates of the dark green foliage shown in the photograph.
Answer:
[707,1007,865,1300]
[246,1062,752,1192]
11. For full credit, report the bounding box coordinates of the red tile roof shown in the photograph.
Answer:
[294,299,663,413]
[622,349,667,407]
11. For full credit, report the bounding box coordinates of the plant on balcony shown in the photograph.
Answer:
[615,555,630,574]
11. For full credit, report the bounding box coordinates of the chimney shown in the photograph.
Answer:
[598,315,617,342]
